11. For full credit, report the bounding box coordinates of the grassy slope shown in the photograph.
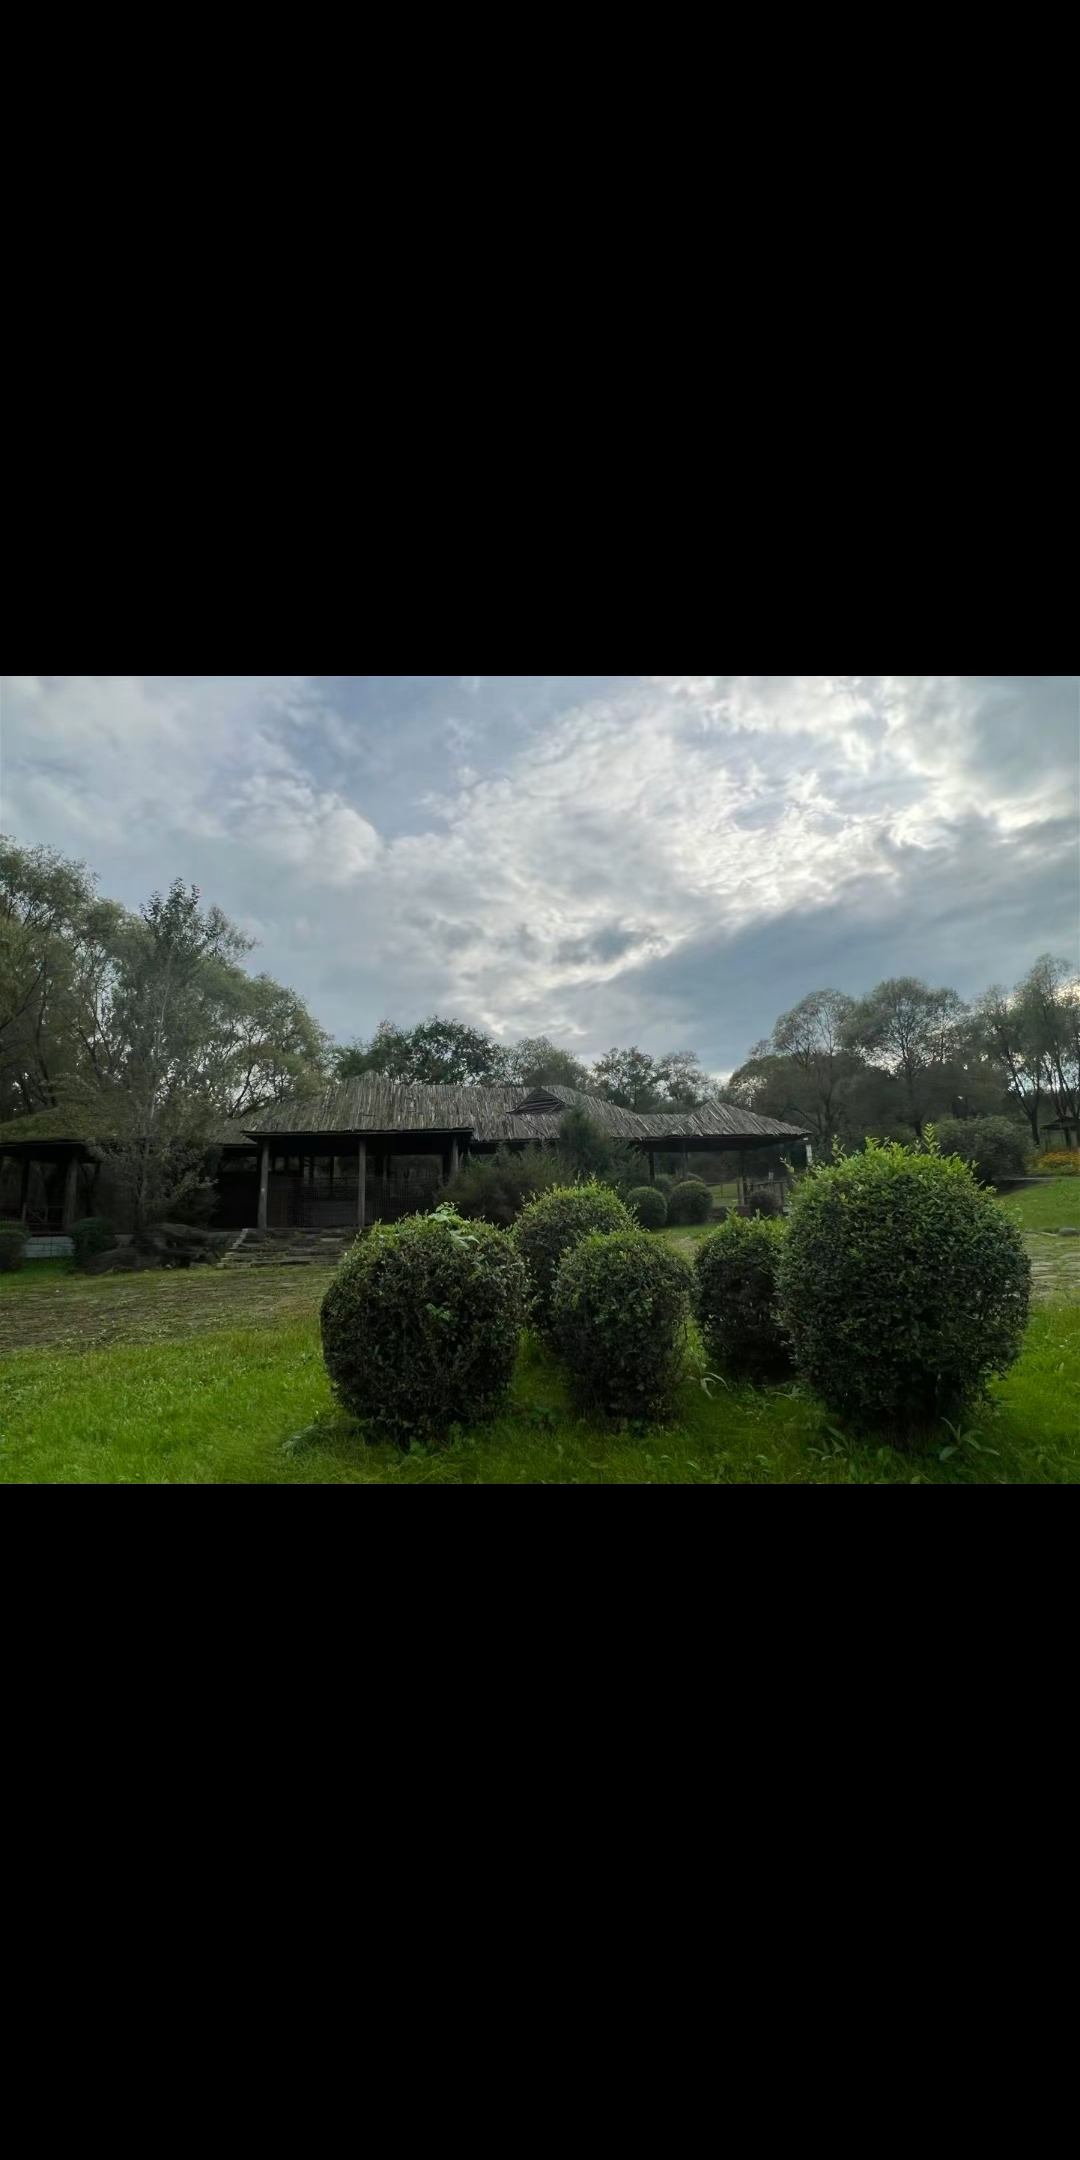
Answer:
[1,1183,1076,1486]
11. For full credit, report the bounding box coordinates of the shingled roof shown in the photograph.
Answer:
[242,1080,808,1146]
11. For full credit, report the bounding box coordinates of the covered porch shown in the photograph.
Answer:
[0,1139,97,1232]
[245,1129,470,1232]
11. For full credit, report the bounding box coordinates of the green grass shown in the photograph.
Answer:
[998,1179,1080,1232]
[1,1182,1076,1485]
[0,1270,1076,1485]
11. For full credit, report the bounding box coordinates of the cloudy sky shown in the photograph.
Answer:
[1,674,1077,1074]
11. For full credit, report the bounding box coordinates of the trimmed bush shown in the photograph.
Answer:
[512,1181,632,1335]
[932,1116,1032,1187]
[320,1207,525,1444]
[1036,1150,1079,1175]
[778,1141,1031,1441]
[0,1220,26,1272]
[71,1217,117,1267]
[442,1145,572,1228]
[739,1188,783,1219]
[695,1216,792,1380]
[626,1185,667,1229]
[667,1179,712,1225]
[552,1230,693,1421]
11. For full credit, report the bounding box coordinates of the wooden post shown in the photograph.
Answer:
[62,1154,79,1232]
[19,1154,31,1224]
[357,1138,366,1231]
[648,1149,655,1182]
[450,1138,460,1179]
[258,1141,270,1229]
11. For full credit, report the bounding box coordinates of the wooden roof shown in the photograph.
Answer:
[242,1080,809,1146]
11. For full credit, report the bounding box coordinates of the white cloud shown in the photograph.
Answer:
[1,673,1076,1062]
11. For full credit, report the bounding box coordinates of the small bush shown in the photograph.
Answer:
[0,1220,26,1272]
[1037,1150,1079,1175]
[739,1188,783,1219]
[443,1145,572,1228]
[778,1141,1031,1442]
[71,1217,117,1267]
[652,1174,675,1195]
[512,1181,632,1335]
[667,1180,712,1225]
[320,1206,526,1444]
[626,1185,667,1229]
[932,1116,1032,1186]
[695,1216,792,1380]
[552,1230,693,1421]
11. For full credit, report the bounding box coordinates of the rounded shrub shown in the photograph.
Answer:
[71,1217,117,1267]
[778,1141,1031,1441]
[932,1116,1032,1187]
[695,1215,792,1380]
[0,1220,26,1272]
[512,1181,632,1336]
[1037,1150,1079,1175]
[667,1179,712,1226]
[552,1230,693,1422]
[626,1185,668,1230]
[320,1207,526,1444]
[739,1188,783,1219]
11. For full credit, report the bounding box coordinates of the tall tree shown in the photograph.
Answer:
[503,1036,593,1093]
[591,1046,665,1111]
[334,1016,508,1086]
[843,978,967,1136]
[656,1049,712,1109]
[767,989,856,1150]
[973,956,1080,1145]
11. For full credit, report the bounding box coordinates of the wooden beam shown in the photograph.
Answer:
[62,1154,79,1232]
[258,1141,270,1229]
[358,1138,366,1230]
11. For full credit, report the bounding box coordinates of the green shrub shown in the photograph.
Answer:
[552,1230,693,1421]
[695,1216,792,1380]
[71,1217,117,1267]
[667,1179,712,1225]
[1037,1150,1079,1174]
[740,1188,783,1219]
[557,1108,639,1191]
[626,1185,667,1229]
[932,1117,1032,1187]
[442,1145,572,1228]
[0,1220,26,1272]
[652,1173,675,1195]
[512,1181,632,1335]
[320,1206,525,1444]
[778,1141,1031,1441]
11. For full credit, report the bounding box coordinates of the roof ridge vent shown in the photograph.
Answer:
[512,1089,565,1115]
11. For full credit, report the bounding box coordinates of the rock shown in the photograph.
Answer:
[1056,1225,1080,1236]
[82,1246,141,1274]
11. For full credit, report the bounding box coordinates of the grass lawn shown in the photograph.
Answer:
[1,1182,1077,1485]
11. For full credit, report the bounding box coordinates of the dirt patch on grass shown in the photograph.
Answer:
[0,1266,336,1355]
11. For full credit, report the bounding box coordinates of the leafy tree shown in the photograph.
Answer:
[972,956,1080,1147]
[767,990,856,1150]
[333,1016,508,1085]
[592,1045,664,1110]
[842,978,968,1136]
[503,1036,593,1092]
[656,1049,712,1108]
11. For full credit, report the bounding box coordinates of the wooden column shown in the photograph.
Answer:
[450,1138,460,1179]
[62,1154,79,1231]
[648,1149,655,1182]
[258,1141,270,1229]
[19,1154,31,1224]
[357,1138,366,1231]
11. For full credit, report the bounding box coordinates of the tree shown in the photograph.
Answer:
[842,978,968,1136]
[503,1036,593,1093]
[333,1016,508,1086]
[973,957,1080,1146]
[762,990,856,1150]
[656,1049,712,1109]
[592,1046,665,1111]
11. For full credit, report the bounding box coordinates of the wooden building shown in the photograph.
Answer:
[234,1081,810,1232]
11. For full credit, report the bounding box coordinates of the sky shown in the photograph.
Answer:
[1,674,1077,1076]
